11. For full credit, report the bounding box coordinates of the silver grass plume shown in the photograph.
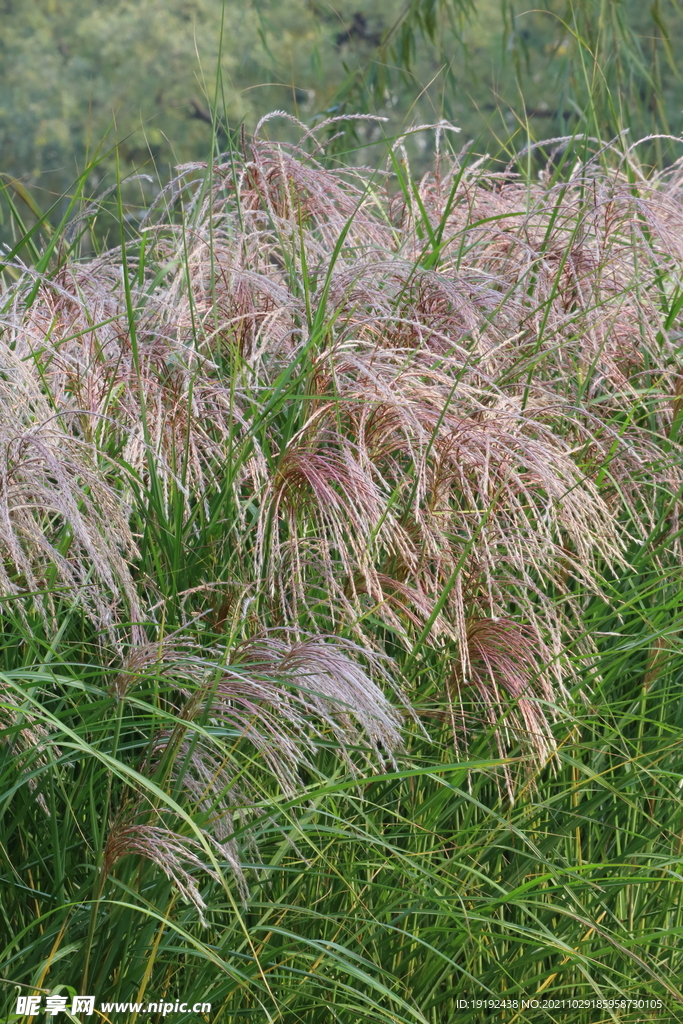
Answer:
[6,121,683,775]
[102,813,223,925]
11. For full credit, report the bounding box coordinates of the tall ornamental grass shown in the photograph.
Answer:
[1,119,683,1022]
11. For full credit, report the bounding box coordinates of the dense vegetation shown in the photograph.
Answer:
[3,3,683,1023]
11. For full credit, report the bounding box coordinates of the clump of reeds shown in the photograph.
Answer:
[2,120,683,902]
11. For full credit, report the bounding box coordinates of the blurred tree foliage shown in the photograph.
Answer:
[0,0,682,211]
[365,0,683,152]
[0,0,406,199]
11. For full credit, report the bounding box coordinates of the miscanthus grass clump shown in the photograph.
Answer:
[2,119,683,1021]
